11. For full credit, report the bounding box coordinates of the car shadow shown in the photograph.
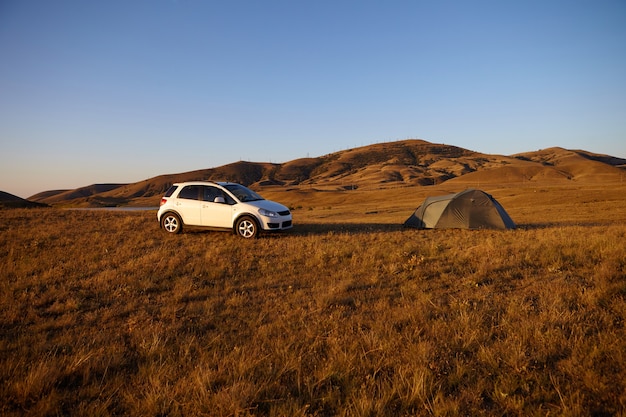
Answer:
[268,221,623,237]
[282,223,405,236]
[183,222,618,239]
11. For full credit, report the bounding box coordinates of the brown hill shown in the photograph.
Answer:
[29,189,70,201]
[30,140,626,206]
[0,191,48,208]
[277,140,481,186]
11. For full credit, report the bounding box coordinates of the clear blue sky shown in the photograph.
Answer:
[1,0,625,198]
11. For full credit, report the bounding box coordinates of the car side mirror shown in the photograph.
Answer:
[213,196,226,204]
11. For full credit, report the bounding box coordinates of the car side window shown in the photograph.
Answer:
[178,185,201,200]
[202,186,236,205]
[223,193,236,205]
[202,186,222,202]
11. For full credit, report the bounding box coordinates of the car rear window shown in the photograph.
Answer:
[164,185,178,197]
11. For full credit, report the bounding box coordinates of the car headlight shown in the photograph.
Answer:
[258,208,278,218]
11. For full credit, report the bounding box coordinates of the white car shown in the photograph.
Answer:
[157,181,292,238]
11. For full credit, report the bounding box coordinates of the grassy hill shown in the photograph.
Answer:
[25,140,626,207]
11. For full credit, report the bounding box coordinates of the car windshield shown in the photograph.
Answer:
[224,184,264,202]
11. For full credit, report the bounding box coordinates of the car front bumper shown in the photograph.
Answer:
[259,215,293,231]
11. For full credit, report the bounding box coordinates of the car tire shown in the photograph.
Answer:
[161,212,182,234]
[235,216,258,239]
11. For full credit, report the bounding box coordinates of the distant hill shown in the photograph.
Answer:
[24,139,626,207]
[0,191,49,208]
[29,184,126,206]
[514,147,626,180]
[445,147,626,185]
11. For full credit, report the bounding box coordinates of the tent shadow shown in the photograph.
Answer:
[516,221,617,230]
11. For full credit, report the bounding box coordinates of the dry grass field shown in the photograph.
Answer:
[1,183,625,416]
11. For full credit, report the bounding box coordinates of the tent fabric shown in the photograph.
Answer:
[404,189,515,230]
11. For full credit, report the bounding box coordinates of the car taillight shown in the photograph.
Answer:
[160,198,167,206]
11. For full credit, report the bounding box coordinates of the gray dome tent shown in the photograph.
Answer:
[404,189,515,230]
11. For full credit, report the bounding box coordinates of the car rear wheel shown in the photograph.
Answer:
[161,212,182,234]
[236,216,258,239]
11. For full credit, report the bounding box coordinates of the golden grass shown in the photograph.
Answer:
[1,183,625,416]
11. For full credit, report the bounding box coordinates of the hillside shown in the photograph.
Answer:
[26,140,626,207]
[0,191,48,208]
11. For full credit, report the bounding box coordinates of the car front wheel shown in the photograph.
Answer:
[236,216,258,239]
[161,213,182,234]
